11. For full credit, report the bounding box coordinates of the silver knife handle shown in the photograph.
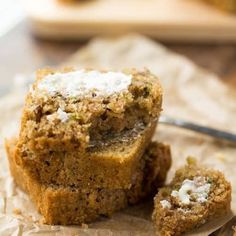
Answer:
[159,115,236,143]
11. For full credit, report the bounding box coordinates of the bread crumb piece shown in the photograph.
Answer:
[186,156,197,165]
[40,218,46,224]
[13,208,22,215]
[27,215,33,221]
[81,223,89,229]
[233,226,236,235]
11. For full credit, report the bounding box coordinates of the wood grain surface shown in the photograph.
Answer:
[0,21,236,96]
[21,0,236,42]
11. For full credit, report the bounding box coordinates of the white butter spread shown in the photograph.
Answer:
[47,108,69,123]
[171,176,211,205]
[57,108,69,122]
[37,70,132,97]
[160,200,171,209]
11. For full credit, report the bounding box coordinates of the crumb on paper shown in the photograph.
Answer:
[215,152,226,162]
[13,208,22,215]
[27,215,34,222]
[81,223,89,229]
[233,226,236,235]
[39,218,45,224]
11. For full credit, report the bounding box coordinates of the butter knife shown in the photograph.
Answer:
[159,115,236,143]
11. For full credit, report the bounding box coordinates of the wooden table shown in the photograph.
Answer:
[0,20,236,96]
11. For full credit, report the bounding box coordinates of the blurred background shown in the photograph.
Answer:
[0,0,236,96]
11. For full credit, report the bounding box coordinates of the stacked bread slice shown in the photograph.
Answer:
[6,68,171,225]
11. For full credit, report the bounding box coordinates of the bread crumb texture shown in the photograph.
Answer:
[152,159,231,236]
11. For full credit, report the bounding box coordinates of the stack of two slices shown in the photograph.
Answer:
[6,68,171,225]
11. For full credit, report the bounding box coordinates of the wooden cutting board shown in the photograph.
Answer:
[21,0,236,42]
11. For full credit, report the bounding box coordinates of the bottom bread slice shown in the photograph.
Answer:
[6,138,171,225]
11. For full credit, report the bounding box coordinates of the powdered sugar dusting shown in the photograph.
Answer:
[37,70,132,97]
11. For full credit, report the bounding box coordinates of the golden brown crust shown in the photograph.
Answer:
[152,159,232,236]
[6,138,171,225]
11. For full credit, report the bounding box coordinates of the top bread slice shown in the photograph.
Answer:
[18,68,162,153]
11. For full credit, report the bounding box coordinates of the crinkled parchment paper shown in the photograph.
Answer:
[0,34,235,236]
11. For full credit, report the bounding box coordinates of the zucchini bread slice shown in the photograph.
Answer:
[18,68,162,153]
[6,138,171,225]
[15,121,157,189]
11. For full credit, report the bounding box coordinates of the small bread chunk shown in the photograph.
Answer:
[6,138,171,225]
[152,158,231,236]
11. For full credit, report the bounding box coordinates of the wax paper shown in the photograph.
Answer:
[0,34,235,235]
